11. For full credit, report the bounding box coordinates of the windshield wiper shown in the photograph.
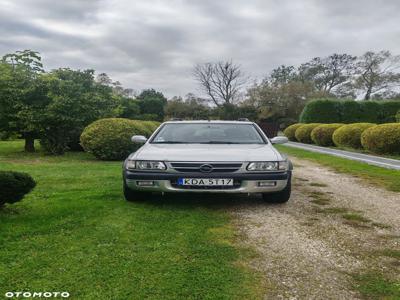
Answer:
[152,141,187,144]
[200,141,241,144]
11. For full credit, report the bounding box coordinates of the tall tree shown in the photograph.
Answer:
[269,65,297,86]
[246,79,318,123]
[354,50,400,100]
[136,89,167,121]
[193,60,247,106]
[298,53,356,95]
[0,50,46,152]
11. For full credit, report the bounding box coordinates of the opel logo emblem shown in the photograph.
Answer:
[199,164,213,173]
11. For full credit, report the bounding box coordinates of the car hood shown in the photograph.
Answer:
[132,143,282,162]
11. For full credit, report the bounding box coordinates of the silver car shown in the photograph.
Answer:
[123,120,292,203]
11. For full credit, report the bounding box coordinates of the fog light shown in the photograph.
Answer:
[137,180,154,186]
[258,181,276,187]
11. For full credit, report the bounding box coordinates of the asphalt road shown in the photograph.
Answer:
[285,141,400,170]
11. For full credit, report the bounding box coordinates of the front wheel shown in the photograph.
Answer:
[262,176,291,203]
[123,183,147,202]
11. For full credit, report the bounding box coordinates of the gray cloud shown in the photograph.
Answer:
[1,0,399,97]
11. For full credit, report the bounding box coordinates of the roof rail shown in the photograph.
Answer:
[237,118,249,122]
[170,118,183,121]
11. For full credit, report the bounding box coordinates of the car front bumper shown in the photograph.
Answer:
[124,171,291,194]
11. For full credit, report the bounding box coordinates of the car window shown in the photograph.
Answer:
[151,123,266,144]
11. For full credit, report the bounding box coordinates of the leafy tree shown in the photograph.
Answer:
[246,79,322,124]
[116,96,141,119]
[0,50,47,152]
[39,68,117,154]
[136,89,167,121]
[269,65,297,86]
[354,50,400,100]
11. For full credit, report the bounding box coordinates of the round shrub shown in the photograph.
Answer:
[140,121,161,136]
[361,123,400,154]
[283,123,303,141]
[80,118,149,160]
[311,124,344,146]
[295,123,322,144]
[332,123,375,149]
[0,171,36,206]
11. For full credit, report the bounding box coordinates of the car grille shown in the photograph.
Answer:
[170,179,241,190]
[170,162,243,173]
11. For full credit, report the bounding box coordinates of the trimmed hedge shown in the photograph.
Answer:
[80,118,151,160]
[140,121,161,136]
[332,123,375,149]
[300,99,400,124]
[0,171,36,206]
[299,99,341,123]
[361,123,400,154]
[295,123,321,144]
[311,124,344,146]
[283,123,303,141]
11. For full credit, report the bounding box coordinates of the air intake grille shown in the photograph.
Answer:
[170,162,242,173]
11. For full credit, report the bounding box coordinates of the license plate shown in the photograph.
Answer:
[177,178,233,186]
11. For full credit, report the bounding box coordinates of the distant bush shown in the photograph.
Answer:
[361,123,400,154]
[340,101,364,123]
[299,99,400,124]
[0,171,36,206]
[381,102,400,122]
[283,123,303,141]
[80,118,149,160]
[332,123,375,149]
[396,110,400,122]
[299,99,341,123]
[311,124,344,146]
[295,123,321,144]
[0,131,18,141]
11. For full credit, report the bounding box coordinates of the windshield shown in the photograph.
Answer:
[151,123,266,144]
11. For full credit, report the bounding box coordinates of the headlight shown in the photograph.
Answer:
[247,161,288,171]
[278,160,289,170]
[126,160,166,170]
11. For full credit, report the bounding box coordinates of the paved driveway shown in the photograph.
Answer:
[285,141,400,170]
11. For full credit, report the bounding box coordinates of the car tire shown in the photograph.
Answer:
[123,183,147,202]
[262,175,291,203]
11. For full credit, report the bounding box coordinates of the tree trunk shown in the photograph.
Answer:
[364,87,372,100]
[24,134,35,152]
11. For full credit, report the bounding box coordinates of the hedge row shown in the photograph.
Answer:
[332,123,375,149]
[311,124,343,146]
[300,99,400,124]
[80,118,161,160]
[362,124,400,154]
[284,123,400,154]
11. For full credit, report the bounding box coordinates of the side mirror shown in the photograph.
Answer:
[131,135,147,144]
[270,136,288,145]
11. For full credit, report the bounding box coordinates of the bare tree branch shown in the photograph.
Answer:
[193,60,247,106]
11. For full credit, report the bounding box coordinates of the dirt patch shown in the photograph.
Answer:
[233,157,400,299]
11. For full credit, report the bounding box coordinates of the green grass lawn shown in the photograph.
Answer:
[0,141,261,300]
[276,145,400,192]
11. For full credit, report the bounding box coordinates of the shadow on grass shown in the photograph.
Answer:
[128,192,282,210]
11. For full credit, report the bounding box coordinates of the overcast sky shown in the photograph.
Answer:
[1,0,399,97]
